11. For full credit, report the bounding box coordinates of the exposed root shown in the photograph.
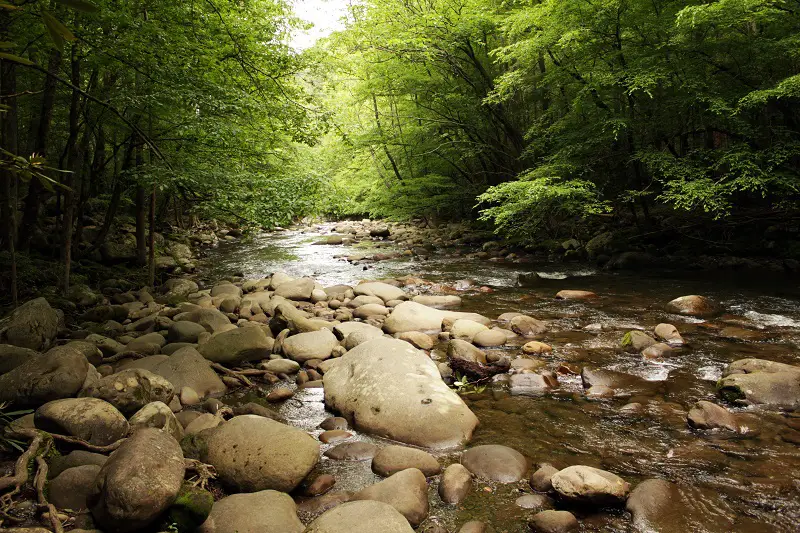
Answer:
[184,459,216,490]
[34,446,64,533]
[102,350,148,364]
[0,431,44,508]
[9,428,124,453]
[210,363,254,387]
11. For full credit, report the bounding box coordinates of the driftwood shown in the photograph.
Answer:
[209,363,254,387]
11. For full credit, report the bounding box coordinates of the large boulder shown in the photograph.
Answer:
[0,347,89,407]
[626,479,688,533]
[49,464,102,511]
[35,398,129,446]
[551,465,630,505]
[174,307,232,333]
[162,278,199,303]
[304,501,414,533]
[202,415,320,492]
[383,302,489,334]
[354,282,406,302]
[371,445,441,477]
[687,401,740,432]
[0,344,38,374]
[283,329,340,362]
[129,401,184,441]
[198,326,272,364]
[199,490,304,533]
[168,321,206,343]
[80,368,174,415]
[324,337,478,449]
[121,347,226,399]
[665,295,720,317]
[0,297,59,351]
[88,428,185,532]
[716,358,800,409]
[461,445,527,483]
[352,468,429,526]
[274,277,315,300]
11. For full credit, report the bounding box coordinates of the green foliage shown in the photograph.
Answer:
[451,372,488,395]
[0,402,34,453]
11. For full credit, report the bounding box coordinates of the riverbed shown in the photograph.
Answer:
[203,224,800,532]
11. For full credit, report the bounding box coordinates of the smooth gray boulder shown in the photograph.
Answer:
[304,501,414,533]
[0,297,59,351]
[199,490,304,533]
[129,401,184,441]
[551,465,630,505]
[275,277,315,300]
[49,464,102,511]
[383,302,489,334]
[0,347,89,407]
[461,445,527,483]
[0,344,38,374]
[717,358,800,409]
[352,468,429,526]
[121,347,226,399]
[371,445,441,477]
[323,337,478,449]
[80,368,174,415]
[35,398,128,446]
[283,329,339,362]
[174,307,232,333]
[203,415,320,492]
[88,428,185,532]
[354,282,406,302]
[439,463,472,504]
[198,326,272,364]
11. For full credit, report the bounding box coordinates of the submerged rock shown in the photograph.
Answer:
[323,337,478,449]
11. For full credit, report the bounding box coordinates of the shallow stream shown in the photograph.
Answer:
[203,225,800,532]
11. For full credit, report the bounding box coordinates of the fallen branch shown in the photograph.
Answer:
[210,363,254,387]
[184,459,216,490]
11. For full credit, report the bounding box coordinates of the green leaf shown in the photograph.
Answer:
[0,41,15,48]
[55,0,99,12]
[0,3,21,10]
[42,11,77,50]
[0,52,34,66]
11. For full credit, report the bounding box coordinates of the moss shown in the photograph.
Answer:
[164,483,214,532]
[179,433,208,461]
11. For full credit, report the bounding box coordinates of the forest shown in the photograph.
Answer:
[0,2,799,533]
[1,0,799,301]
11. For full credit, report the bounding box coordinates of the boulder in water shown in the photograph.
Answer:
[666,295,720,317]
[323,337,478,449]
[383,301,489,334]
[716,358,800,409]
[460,445,528,483]
[550,465,629,505]
[352,468,429,526]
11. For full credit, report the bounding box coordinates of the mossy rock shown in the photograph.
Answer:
[179,433,209,461]
[164,483,214,532]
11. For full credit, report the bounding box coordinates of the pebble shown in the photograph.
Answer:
[319,430,353,444]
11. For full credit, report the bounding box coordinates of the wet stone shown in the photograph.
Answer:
[324,442,378,461]
[319,430,352,444]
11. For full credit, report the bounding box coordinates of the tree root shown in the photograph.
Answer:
[34,445,64,533]
[210,363,254,387]
[9,428,124,454]
[0,431,44,507]
[184,459,216,490]
[102,350,148,364]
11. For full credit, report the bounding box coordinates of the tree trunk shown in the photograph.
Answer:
[18,49,62,251]
[62,45,82,294]
[0,58,19,307]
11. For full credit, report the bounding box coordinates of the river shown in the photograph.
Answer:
[202,224,800,532]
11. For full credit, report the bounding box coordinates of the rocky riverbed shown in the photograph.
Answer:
[0,220,798,533]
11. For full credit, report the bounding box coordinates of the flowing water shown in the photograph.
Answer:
[203,225,800,533]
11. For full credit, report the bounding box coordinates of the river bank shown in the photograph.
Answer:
[0,220,798,533]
